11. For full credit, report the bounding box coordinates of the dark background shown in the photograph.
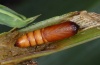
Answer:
[0,0,100,65]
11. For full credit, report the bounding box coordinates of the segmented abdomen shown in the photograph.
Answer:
[15,21,79,48]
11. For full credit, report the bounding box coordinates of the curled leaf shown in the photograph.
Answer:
[0,11,100,65]
[20,11,79,32]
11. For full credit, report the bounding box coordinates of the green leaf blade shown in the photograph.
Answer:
[0,5,26,20]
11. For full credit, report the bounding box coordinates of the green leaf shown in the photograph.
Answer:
[0,5,26,20]
[0,5,40,28]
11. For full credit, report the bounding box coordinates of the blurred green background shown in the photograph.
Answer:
[0,0,100,65]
